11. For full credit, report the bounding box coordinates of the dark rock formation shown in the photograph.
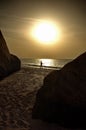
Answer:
[0,30,21,80]
[32,52,86,129]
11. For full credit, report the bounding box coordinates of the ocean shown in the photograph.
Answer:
[21,58,72,69]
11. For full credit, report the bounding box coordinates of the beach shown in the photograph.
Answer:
[0,67,52,130]
[0,67,84,130]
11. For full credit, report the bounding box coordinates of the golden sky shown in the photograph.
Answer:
[0,0,86,59]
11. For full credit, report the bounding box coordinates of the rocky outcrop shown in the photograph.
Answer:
[32,52,86,129]
[0,30,21,80]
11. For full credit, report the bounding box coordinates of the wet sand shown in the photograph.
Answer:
[0,67,84,130]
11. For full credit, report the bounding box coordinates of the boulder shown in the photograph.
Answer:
[0,30,21,80]
[32,52,86,129]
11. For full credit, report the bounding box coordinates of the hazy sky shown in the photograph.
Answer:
[0,0,86,59]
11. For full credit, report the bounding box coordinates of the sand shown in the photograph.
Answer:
[0,67,51,130]
[0,67,84,130]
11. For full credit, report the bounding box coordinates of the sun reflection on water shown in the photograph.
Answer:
[39,59,54,67]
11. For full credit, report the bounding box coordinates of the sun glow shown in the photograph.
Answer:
[31,20,60,44]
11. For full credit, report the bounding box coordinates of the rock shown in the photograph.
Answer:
[32,52,86,129]
[0,30,21,80]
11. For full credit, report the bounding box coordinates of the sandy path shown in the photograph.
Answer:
[0,67,52,130]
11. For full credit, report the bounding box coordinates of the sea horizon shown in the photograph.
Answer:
[21,58,72,69]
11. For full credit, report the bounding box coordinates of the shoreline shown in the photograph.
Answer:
[21,63,60,70]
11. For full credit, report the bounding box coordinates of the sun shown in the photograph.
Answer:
[31,21,60,44]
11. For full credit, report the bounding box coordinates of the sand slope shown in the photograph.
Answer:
[0,67,52,130]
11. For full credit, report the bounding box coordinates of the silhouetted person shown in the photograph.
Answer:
[40,61,43,67]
